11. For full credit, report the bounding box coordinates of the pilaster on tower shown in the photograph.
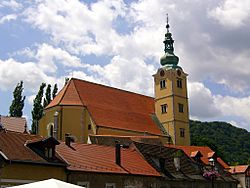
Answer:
[153,16,190,146]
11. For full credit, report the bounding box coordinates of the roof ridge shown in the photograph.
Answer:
[72,79,86,106]
[58,80,72,106]
[71,78,154,99]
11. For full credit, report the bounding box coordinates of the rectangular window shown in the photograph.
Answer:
[77,182,90,188]
[180,128,185,138]
[160,80,166,89]
[178,103,184,113]
[177,79,182,88]
[161,104,167,114]
[105,183,116,188]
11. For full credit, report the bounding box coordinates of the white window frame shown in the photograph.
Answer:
[105,183,116,188]
[77,182,90,188]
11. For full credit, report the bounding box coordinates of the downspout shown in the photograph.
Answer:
[60,106,63,140]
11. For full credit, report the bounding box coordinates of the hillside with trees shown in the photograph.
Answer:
[190,120,250,165]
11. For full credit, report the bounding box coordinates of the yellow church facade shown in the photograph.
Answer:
[39,21,190,146]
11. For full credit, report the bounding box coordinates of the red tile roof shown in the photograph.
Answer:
[56,142,160,176]
[0,116,27,133]
[229,165,249,174]
[46,78,163,136]
[169,145,229,169]
[0,130,46,162]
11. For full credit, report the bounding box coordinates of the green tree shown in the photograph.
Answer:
[52,84,58,99]
[31,83,46,134]
[9,81,26,117]
[43,84,51,108]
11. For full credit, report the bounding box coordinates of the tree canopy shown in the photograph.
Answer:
[9,81,26,117]
[190,120,250,165]
[31,83,46,134]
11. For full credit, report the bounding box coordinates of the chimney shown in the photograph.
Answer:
[115,142,121,166]
[65,133,73,147]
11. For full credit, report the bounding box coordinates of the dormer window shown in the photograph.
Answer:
[45,147,53,158]
[160,80,166,89]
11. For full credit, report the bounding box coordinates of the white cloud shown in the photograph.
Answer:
[188,82,221,119]
[0,58,56,92]
[35,43,83,73]
[208,0,250,28]
[0,14,17,24]
[0,0,22,10]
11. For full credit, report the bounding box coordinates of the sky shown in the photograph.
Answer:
[1,0,250,131]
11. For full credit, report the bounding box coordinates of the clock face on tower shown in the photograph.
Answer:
[177,69,181,76]
[160,69,165,77]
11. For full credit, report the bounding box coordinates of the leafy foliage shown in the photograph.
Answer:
[52,84,58,99]
[9,81,26,117]
[31,83,46,134]
[43,84,51,108]
[190,120,250,165]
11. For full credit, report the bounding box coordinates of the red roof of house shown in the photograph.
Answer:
[0,130,45,162]
[46,78,162,136]
[0,116,27,133]
[229,165,249,174]
[169,145,229,169]
[56,142,160,176]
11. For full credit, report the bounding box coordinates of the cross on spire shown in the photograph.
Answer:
[166,13,170,33]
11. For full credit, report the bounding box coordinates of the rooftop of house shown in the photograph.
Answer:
[0,115,27,133]
[56,142,161,177]
[169,145,229,169]
[229,165,249,174]
[0,129,65,166]
[46,78,165,136]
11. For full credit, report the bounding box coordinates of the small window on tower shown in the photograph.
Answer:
[180,128,185,138]
[178,103,184,113]
[161,104,168,114]
[177,79,182,88]
[160,80,166,89]
[88,124,91,130]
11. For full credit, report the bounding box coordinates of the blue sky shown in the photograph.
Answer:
[1,0,250,131]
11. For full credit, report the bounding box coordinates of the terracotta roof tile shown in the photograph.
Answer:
[0,116,27,133]
[0,130,45,162]
[46,78,162,135]
[56,143,160,176]
[229,165,249,174]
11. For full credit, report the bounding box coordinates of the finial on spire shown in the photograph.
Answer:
[166,13,170,33]
[160,14,180,67]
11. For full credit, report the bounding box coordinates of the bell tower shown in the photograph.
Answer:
[154,15,190,146]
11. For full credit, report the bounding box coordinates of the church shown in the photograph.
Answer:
[39,20,190,146]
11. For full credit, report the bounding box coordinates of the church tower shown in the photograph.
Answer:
[154,16,190,146]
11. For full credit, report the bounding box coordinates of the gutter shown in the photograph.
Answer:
[0,151,9,161]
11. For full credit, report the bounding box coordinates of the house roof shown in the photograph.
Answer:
[134,142,203,179]
[56,142,160,176]
[169,145,229,169]
[0,129,46,163]
[46,78,163,136]
[0,130,65,165]
[0,115,27,133]
[229,165,249,174]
